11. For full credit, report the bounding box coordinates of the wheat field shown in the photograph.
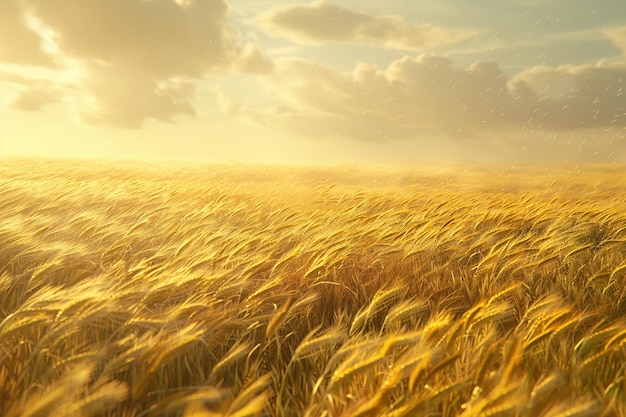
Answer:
[1,158,626,416]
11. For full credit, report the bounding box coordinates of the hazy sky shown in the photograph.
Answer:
[1,0,625,165]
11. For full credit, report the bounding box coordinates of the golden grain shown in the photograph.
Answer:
[2,159,626,416]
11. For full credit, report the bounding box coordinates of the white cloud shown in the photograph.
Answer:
[6,83,60,111]
[0,1,55,67]
[255,1,483,51]
[232,43,274,74]
[79,63,196,128]
[510,62,626,129]
[24,0,236,76]
[0,0,272,128]
[605,26,626,56]
[222,55,625,147]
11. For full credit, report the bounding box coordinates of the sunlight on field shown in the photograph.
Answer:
[1,158,626,416]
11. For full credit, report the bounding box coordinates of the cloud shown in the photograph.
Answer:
[0,70,68,111]
[227,55,625,145]
[79,63,196,128]
[605,26,626,56]
[0,0,269,128]
[509,62,626,130]
[0,1,55,67]
[7,83,60,111]
[232,43,274,74]
[25,0,236,77]
[255,1,482,50]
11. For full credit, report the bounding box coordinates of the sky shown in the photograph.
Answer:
[0,0,625,165]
